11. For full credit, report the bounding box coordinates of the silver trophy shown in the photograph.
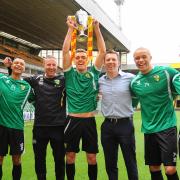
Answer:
[75,9,89,42]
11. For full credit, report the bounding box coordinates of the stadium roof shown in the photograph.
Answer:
[0,0,130,52]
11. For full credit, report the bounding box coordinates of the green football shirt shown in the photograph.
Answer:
[131,66,179,134]
[0,73,31,130]
[64,65,100,113]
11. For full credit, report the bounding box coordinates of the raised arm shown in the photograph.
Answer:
[93,20,106,70]
[3,57,13,75]
[62,17,76,70]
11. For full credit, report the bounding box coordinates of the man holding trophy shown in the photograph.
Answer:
[62,10,106,180]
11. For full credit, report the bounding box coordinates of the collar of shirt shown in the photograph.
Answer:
[104,70,124,79]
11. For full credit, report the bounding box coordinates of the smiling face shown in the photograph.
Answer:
[44,57,57,78]
[75,50,88,73]
[104,52,120,74]
[133,48,153,74]
[11,58,25,75]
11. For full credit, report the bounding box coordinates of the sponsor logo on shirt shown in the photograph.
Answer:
[136,80,141,85]
[153,75,160,81]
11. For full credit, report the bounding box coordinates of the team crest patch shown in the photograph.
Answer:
[20,85,26,90]
[85,72,91,78]
[54,79,60,85]
[153,75,160,81]
[54,79,61,87]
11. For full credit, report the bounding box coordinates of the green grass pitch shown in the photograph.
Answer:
[2,111,180,180]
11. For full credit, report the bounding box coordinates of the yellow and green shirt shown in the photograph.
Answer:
[64,66,100,113]
[0,73,31,130]
[130,66,179,134]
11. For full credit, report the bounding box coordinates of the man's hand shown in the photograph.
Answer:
[93,19,100,30]
[97,92,102,101]
[66,16,77,30]
[3,57,12,68]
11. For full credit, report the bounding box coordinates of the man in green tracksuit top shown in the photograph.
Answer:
[0,58,31,180]
[130,47,179,180]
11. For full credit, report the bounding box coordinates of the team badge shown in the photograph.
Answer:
[153,75,160,81]
[20,85,26,90]
[54,79,60,85]
[85,72,91,78]
[54,79,61,87]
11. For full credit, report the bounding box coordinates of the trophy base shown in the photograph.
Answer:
[77,34,88,43]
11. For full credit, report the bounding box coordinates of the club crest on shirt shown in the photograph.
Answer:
[54,79,61,87]
[153,75,160,81]
[54,79,60,85]
[20,85,26,90]
[85,72,91,78]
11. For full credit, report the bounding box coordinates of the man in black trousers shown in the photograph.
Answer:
[4,56,66,180]
[99,50,138,180]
